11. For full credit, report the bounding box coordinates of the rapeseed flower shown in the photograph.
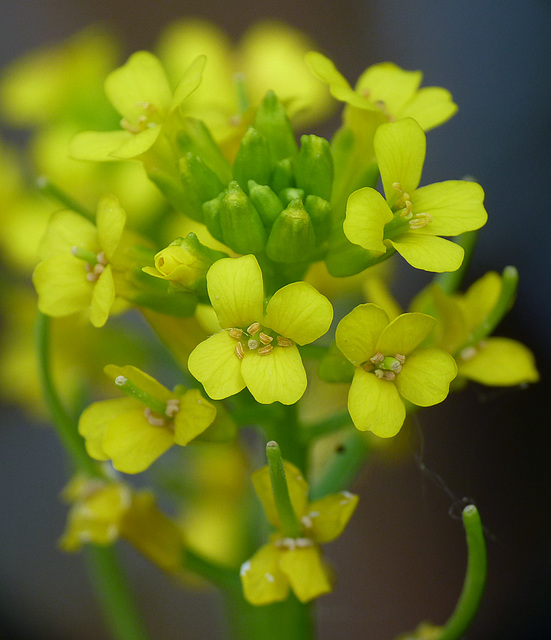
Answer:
[79,364,216,473]
[187,255,333,405]
[336,303,457,437]
[344,118,487,272]
[240,460,358,604]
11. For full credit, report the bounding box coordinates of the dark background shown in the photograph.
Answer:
[1,1,550,638]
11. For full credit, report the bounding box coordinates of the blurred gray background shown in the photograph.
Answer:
[1,1,550,638]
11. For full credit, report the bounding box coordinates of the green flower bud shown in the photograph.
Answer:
[176,117,232,183]
[232,127,272,192]
[269,157,295,193]
[202,191,226,242]
[254,91,298,163]
[248,180,284,228]
[266,198,316,263]
[220,181,267,254]
[142,233,227,293]
[178,153,225,222]
[279,187,305,207]
[294,134,334,201]
[304,195,332,242]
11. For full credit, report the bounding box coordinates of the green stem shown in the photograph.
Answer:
[36,311,151,640]
[435,230,479,295]
[455,265,518,355]
[185,549,240,591]
[437,504,487,640]
[266,441,303,538]
[36,175,95,222]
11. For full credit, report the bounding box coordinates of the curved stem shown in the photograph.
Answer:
[437,504,487,640]
[36,311,150,640]
[266,441,303,538]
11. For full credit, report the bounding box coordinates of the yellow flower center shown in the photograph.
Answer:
[121,102,161,134]
[391,182,432,230]
[228,322,293,360]
[363,352,406,381]
[71,246,107,282]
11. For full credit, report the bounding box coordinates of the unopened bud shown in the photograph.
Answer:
[248,180,284,228]
[178,153,225,222]
[279,187,305,207]
[219,181,267,254]
[266,198,316,263]
[202,191,226,242]
[269,157,295,194]
[294,134,333,201]
[232,127,272,192]
[304,195,332,242]
[254,91,298,163]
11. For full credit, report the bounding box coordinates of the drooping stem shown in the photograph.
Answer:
[437,504,487,640]
[36,311,151,640]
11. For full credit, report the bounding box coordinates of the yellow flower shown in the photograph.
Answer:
[240,461,358,605]
[32,195,128,327]
[307,52,457,132]
[188,255,333,404]
[344,118,488,272]
[336,303,457,437]
[60,475,183,574]
[79,364,217,473]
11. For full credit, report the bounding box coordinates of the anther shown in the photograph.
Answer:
[460,346,477,361]
[235,342,244,359]
[408,212,432,230]
[389,361,402,373]
[395,354,406,364]
[144,407,165,426]
[370,352,384,364]
[400,200,414,219]
[247,339,259,350]
[382,371,396,381]
[374,369,384,379]
[259,332,273,345]
[97,251,107,266]
[276,336,292,347]
[229,328,243,340]
[165,398,180,418]
[247,322,260,335]
[258,345,273,356]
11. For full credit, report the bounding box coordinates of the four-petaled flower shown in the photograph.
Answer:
[70,51,205,161]
[344,118,488,273]
[188,254,333,404]
[79,364,217,473]
[336,303,457,437]
[240,460,358,604]
[33,195,128,327]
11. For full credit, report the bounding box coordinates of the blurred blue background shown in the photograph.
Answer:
[1,1,550,638]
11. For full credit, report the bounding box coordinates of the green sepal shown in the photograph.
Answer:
[279,187,305,207]
[178,153,225,222]
[295,134,334,201]
[232,126,273,192]
[254,91,298,163]
[202,191,226,242]
[248,180,284,228]
[325,226,392,277]
[219,181,267,254]
[318,344,355,383]
[266,198,316,264]
[269,158,295,193]
[304,195,332,242]
[176,117,232,183]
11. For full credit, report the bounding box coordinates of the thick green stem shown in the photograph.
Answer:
[36,311,150,640]
[266,441,303,538]
[437,504,487,640]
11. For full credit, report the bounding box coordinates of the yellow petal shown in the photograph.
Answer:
[335,303,389,366]
[344,187,393,254]
[387,234,464,272]
[38,209,98,259]
[206,255,264,329]
[376,312,435,356]
[410,181,487,236]
[240,544,289,605]
[33,256,92,317]
[96,195,126,261]
[396,348,457,406]
[355,63,422,115]
[264,282,333,345]
[69,130,133,162]
[252,460,309,529]
[241,345,307,405]
[400,86,457,131]
[430,285,469,353]
[173,389,217,445]
[348,368,405,437]
[306,491,359,543]
[188,331,246,400]
[457,338,539,386]
[375,118,426,197]
[105,51,172,119]
[89,264,115,328]
[102,406,174,473]
[169,54,206,112]
[460,271,502,330]
[279,545,332,603]
[103,364,173,402]
[109,126,161,159]
[305,51,351,92]
[363,276,403,321]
